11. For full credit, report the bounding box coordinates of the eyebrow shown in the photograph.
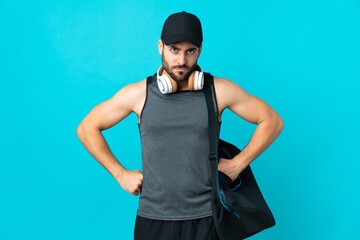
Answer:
[168,45,197,51]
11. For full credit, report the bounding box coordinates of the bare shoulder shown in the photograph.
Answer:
[213,76,282,125]
[122,78,147,97]
[77,78,147,131]
[213,76,251,112]
[130,78,147,117]
[113,78,147,114]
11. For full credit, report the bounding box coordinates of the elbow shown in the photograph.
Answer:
[76,122,101,140]
[276,116,284,134]
[76,124,84,140]
[266,113,284,134]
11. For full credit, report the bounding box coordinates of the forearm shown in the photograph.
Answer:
[76,125,126,181]
[234,116,284,173]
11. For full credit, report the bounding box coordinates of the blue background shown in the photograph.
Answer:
[1,0,359,239]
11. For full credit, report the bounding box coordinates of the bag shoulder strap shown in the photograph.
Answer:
[203,72,220,157]
[203,72,222,203]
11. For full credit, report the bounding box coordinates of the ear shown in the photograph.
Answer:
[198,44,202,57]
[158,40,163,55]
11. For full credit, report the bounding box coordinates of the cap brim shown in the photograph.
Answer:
[163,33,202,48]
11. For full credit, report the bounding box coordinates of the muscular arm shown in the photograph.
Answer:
[76,80,144,181]
[215,77,284,179]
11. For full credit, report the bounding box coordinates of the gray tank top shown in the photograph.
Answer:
[136,72,215,220]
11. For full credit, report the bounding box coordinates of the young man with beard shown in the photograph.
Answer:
[77,11,284,240]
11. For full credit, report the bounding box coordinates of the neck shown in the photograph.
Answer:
[177,79,189,91]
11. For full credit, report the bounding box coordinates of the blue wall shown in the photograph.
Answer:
[1,0,359,239]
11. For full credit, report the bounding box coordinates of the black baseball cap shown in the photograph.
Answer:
[160,11,203,48]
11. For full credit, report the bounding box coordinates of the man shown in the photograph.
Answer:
[77,11,284,240]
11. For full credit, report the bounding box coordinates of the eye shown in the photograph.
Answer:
[187,49,195,54]
[170,47,177,53]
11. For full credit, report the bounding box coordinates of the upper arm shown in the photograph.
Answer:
[218,77,282,125]
[77,80,145,131]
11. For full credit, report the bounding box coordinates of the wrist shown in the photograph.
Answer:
[114,166,127,182]
[234,153,248,174]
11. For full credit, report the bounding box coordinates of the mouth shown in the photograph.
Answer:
[176,68,187,72]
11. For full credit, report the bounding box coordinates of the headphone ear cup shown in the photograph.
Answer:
[157,74,173,94]
[194,70,204,90]
[157,65,178,94]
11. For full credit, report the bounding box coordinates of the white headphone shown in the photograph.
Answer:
[156,65,204,94]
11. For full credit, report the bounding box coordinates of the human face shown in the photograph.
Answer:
[158,40,202,82]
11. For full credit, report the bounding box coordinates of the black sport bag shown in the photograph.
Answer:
[203,72,276,240]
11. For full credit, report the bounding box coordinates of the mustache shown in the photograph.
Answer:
[173,65,188,69]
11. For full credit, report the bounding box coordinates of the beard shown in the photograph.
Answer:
[161,53,198,83]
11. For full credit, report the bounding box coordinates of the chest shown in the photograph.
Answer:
[135,76,226,124]
[139,86,209,132]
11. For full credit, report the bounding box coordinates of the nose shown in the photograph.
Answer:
[177,52,186,66]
